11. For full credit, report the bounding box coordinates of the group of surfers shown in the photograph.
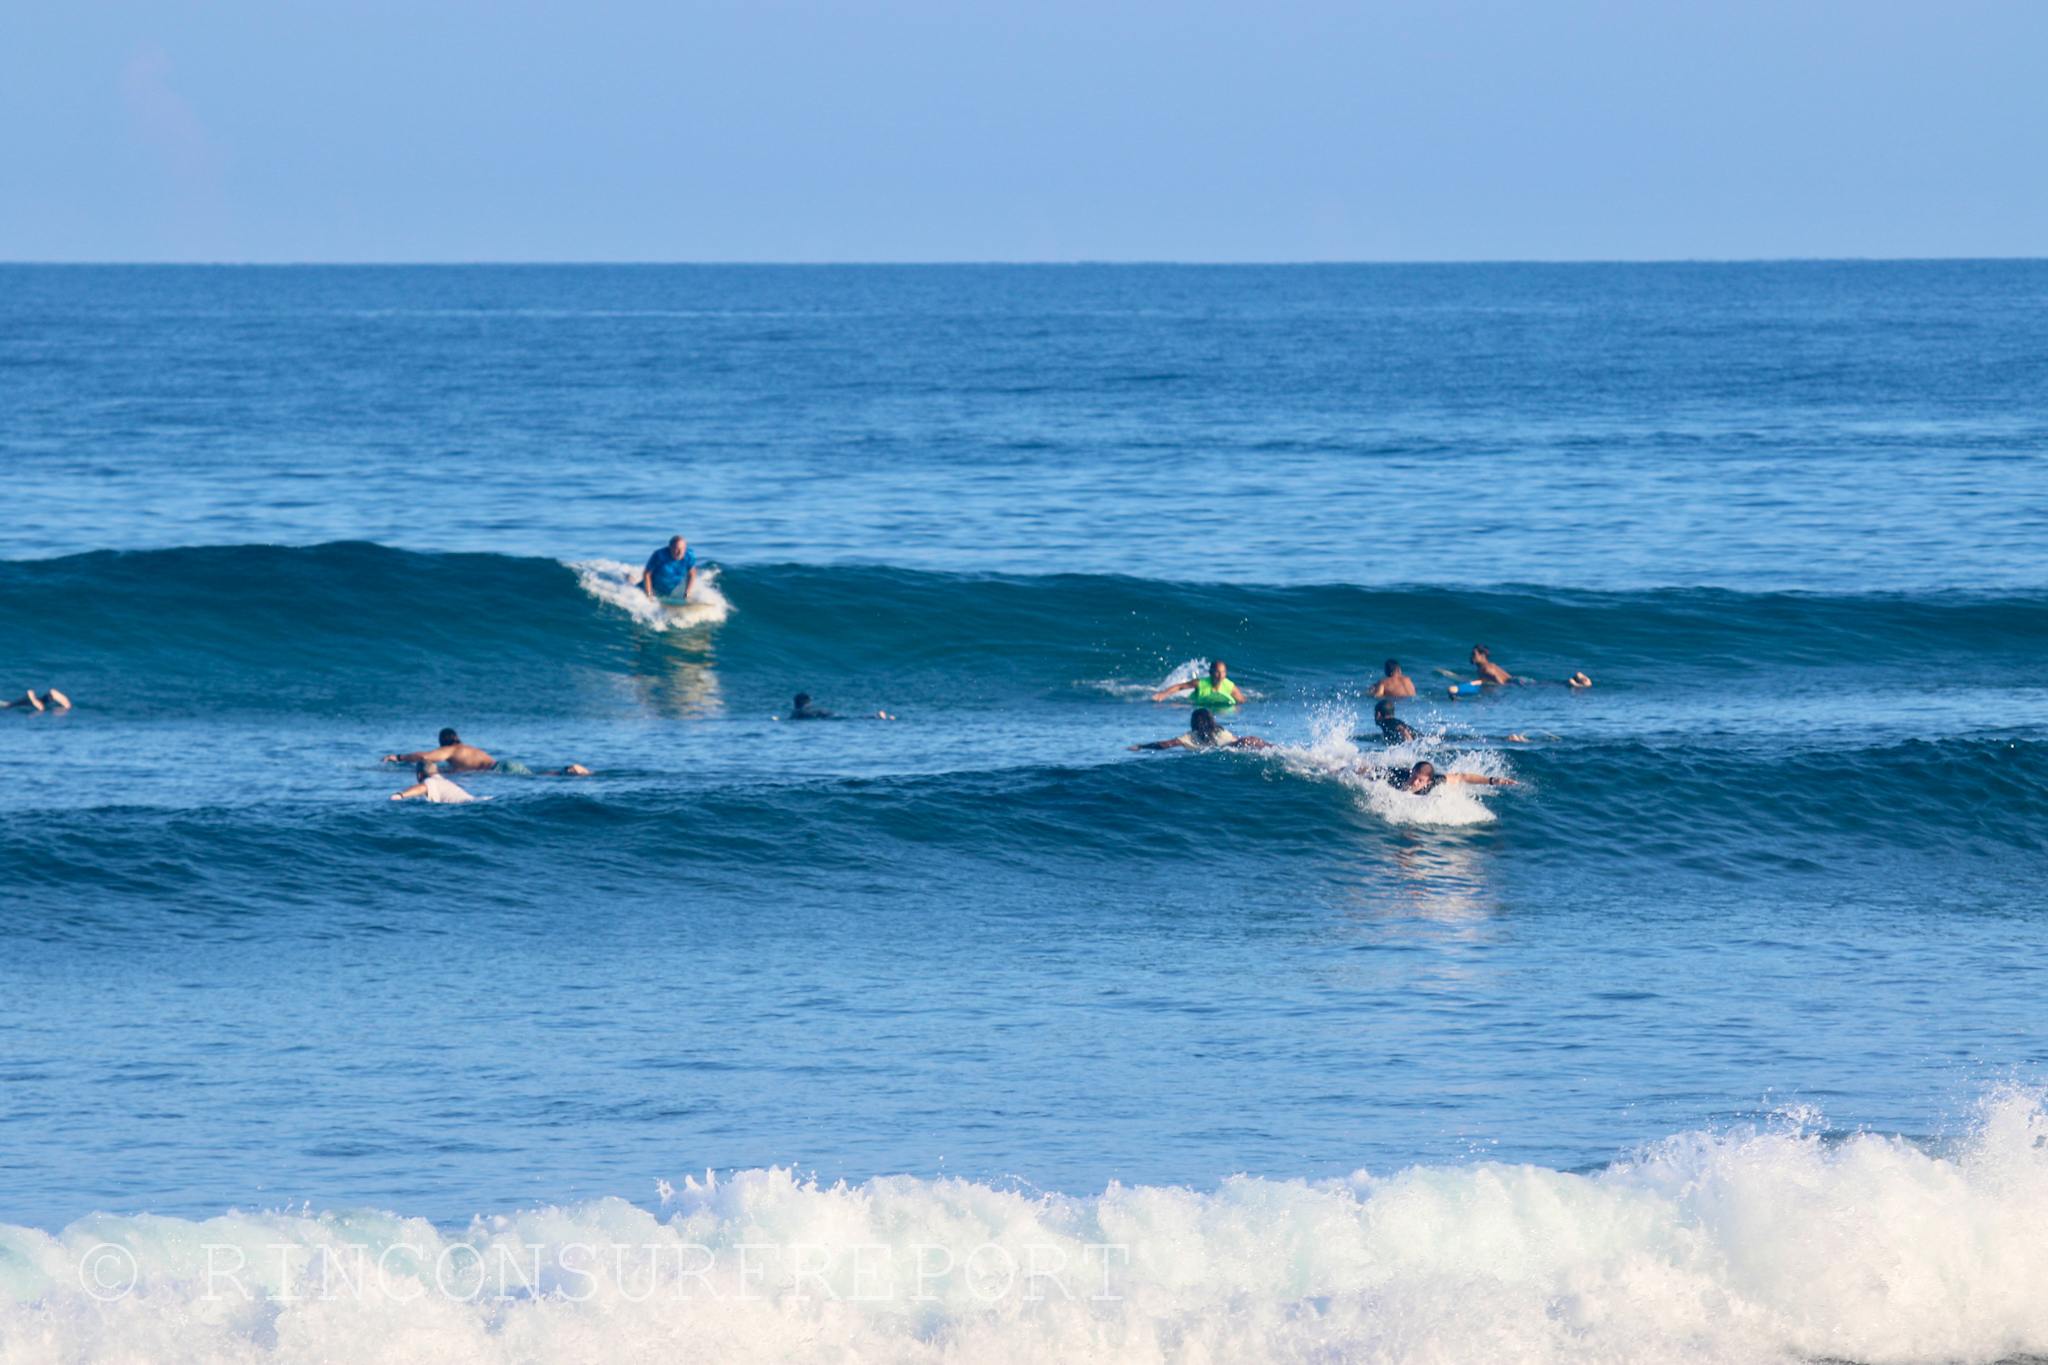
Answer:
[1130,650,1590,794]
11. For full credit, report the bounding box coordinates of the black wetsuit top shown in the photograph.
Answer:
[1377,717,1417,742]
[1386,767,1443,793]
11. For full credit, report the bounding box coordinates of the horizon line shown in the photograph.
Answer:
[4,255,2046,269]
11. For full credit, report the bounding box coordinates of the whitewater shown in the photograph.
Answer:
[8,1097,2048,1364]
[6,263,2048,1365]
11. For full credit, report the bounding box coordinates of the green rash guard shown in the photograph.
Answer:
[1189,679,1242,708]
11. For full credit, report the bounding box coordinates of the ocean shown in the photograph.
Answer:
[3,262,2047,1363]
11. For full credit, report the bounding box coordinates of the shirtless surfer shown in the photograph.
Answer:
[5,689,69,711]
[1152,660,1247,708]
[640,536,697,601]
[1469,646,1513,685]
[383,728,496,772]
[1131,708,1272,751]
[1369,660,1416,699]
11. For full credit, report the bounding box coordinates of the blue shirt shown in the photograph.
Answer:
[645,545,695,595]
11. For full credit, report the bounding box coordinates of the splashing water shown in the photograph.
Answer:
[568,559,732,631]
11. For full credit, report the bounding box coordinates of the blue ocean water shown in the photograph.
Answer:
[3,264,2048,1363]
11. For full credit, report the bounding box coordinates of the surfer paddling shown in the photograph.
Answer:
[641,536,697,601]
[782,692,895,720]
[1132,707,1272,751]
[391,760,477,804]
[1153,660,1247,708]
[383,728,496,772]
[1372,760,1516,794]
[1369,700,1418,743]
[5,689,69,711]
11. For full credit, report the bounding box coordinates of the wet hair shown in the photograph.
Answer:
[794,693,811,708]
[1471,646,1490,659]
[417,760,439,778]
[1189,708,1219,742]
[438,728,459,746]
[1375,700,1396,718]
[1209,660,1227,675]
[1413,762,1435,779]
[1384,659,1400,676]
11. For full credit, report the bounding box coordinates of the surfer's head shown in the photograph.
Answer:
[416,759,439,778]
[793,693,811,710]
[1471,646,1490,661]
[1189,708,1219,743]
[438,728,460,746]
[1408,761,1436,789]
[1210,660,1228,681]
[1375,700,1397,719]
[1384,659,1401,677]
[668,536,688,556]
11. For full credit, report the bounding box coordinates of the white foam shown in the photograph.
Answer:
[1277,705,1505,825]
[567,559,732,632]
[6,1092,2048,1364]
[1084,658,1213,700]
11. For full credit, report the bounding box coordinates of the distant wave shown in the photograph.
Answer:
[4,1091,2044,1364]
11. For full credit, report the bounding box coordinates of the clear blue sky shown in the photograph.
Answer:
[4,0,2044,262]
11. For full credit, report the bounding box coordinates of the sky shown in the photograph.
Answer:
[2,0,2045,262]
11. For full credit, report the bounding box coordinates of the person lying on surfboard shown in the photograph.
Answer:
[1131,708,1272,751]
[785,693,895,721]
[5,688,69,711]
[383,728,496,771]
[1152,660,1247,708]
[1368,660,1417,699]
[390,760,477,804]
[1371,760,1517,794]
[640,535,697,601]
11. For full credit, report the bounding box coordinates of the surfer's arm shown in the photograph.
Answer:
[390,782,429,800]
[1130,737,1188,750]
[1227,736,1273,750]
[1150,681,1196,701]
[684,566,697,598]
[383,745,456,764]
[640,568,658,598]
[1445,773,1516,786]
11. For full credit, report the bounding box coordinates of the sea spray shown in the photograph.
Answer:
[4,1094,2046,1364]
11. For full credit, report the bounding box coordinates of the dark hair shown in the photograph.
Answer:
[1414,761,1435,776]
[1210,659,1227,674]
[1383,659,1400,675]
[1375,700,1396,717]
[1472,646,1489,658]
[794,694,811,708]
[1190,708,1218,741]
[438,728,459,746]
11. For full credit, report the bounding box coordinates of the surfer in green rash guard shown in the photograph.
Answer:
[1153,659,1248,709]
